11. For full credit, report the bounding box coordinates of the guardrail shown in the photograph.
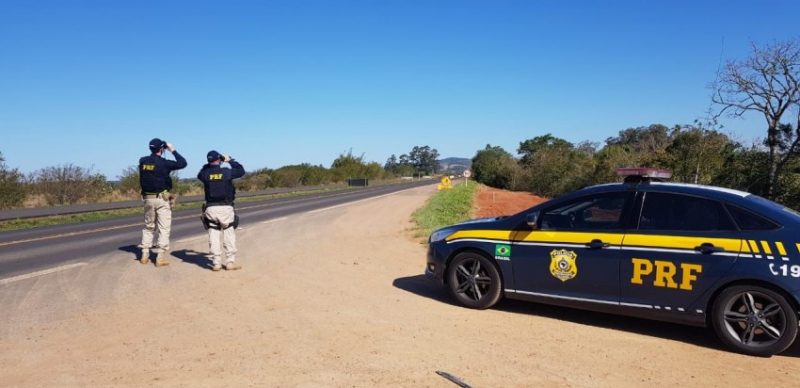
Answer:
[0,179,434,221]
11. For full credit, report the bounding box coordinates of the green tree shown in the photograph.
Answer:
[518,134,574,165]
[384,154,413,176]
[605,124,673,167]
[517,134,594,196]
[714,144,770,194]
[408,145,440,175]
[665,125,736,184]
[590,144,636,184]
[0,152,27,209]
[471,145,519,189]
[384,154,399,172]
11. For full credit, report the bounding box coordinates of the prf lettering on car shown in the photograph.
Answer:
[630,258,703,291]
[141,164,156,171]
[209,173,224,180]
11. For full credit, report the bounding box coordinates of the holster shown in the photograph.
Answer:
[167,194,177,210]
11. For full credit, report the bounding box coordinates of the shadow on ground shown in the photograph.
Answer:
[393,274,800,358]
[171,249,213,270]
[393,274,459,307]
[117,245,141,262]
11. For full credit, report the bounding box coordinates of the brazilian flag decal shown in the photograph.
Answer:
[495,244,511,257]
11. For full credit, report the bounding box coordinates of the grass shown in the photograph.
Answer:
[0,187,346,232]
[412,182,480,239]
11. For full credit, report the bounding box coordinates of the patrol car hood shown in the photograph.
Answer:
[454,216,505,226]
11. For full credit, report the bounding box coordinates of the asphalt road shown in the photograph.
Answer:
[0,180,435,280]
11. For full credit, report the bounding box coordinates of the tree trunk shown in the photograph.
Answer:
[767,123,778,199]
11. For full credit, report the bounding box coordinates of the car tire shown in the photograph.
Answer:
[446,252,502,309]
[711,285,798,357]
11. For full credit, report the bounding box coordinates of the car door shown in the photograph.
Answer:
[510,190,634,302]
[619,191,741,312]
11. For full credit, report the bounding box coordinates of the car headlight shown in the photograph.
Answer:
[429,229,454,243]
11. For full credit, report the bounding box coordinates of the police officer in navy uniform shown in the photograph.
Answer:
[138,138,187,266]
[198,151,245,271]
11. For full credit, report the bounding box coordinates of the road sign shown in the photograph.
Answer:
[438,176,452,191]
[463,170,471,178]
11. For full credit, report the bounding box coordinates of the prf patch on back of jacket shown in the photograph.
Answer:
[209,173,224,180]
[141,164,156,171]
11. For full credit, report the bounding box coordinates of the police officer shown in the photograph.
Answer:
[138,138,187,266]
[198,151,245,271]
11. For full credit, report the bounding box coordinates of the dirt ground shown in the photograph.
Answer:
[0,185,798,387]
[473,185,547,218]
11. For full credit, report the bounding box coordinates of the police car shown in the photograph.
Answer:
[425,168,800,356]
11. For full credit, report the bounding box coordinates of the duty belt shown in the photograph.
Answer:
[143,190,169,199]
[205,201,234,207]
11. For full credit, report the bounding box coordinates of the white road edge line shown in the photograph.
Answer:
[175,235,206,243]
[0,262,88,286]
[260,217,288,224]
[306,188,417,214]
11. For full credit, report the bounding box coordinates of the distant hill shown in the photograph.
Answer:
[438,157,471,175]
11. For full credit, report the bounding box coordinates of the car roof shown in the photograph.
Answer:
[583,181,749,199]
[574,181,800,226]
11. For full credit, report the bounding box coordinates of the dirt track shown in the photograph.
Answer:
[0,185,798,387]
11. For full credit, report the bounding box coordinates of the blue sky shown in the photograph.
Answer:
[1,0,798,178]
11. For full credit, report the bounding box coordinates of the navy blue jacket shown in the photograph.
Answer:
[197,160,245,205]
[139,151,187,194]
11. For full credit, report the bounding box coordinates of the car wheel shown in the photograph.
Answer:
[711,285,798,356]
[446,252,502,309]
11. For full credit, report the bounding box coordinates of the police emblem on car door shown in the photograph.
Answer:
[509,191,634,301]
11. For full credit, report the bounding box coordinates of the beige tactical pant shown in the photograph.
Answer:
[140,197,172,252]
[204,205,237,266]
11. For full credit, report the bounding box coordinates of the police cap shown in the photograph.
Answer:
[149,138,167,152]
[207,150,222,162]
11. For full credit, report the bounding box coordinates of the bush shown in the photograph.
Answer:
[117,166,140,195]
[31,164,111,205]
[0,153,27,209]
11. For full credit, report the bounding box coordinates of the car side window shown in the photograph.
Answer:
[540,192,630,230]
[639,192,736,231]
[726,204,779,230]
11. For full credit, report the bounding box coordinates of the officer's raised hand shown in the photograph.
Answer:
[223,154,232,162]
[166,143,176,153]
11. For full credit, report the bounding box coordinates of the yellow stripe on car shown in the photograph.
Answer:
[515,231,625,244]
[446,230,625,244]
[760,241,773,255]
[621,234,742,252]
[445,230,516,242]
[749,240,761,257]
[446,230,744,253]
[776,242,788,256]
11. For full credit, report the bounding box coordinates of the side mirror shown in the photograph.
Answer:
[526,211,539,229]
